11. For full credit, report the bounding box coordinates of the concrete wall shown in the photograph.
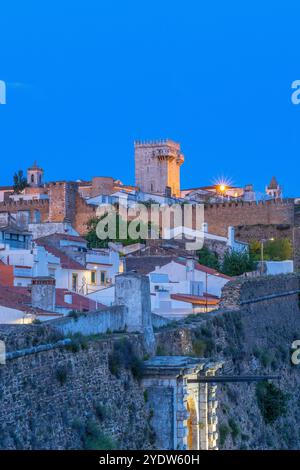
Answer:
[49,306,125,336]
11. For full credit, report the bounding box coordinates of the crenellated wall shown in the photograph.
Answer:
[203,199,295,237]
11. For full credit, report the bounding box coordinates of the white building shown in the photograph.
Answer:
[0,232,121,295]
[88,256,230,320]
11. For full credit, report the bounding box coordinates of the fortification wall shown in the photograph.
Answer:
[1,275,300,450]
[74,192,97,234]
[204,199,295,237]
[0,199,49,224]
[0,327,150,450]
[50,306,125,337]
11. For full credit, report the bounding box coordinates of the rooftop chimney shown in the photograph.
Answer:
[31,276,56,312]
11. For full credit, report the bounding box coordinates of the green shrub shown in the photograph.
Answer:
[250,238,292,262]
[66,333,88,353]
[83,420,115,450]
[256,382,289,424]
[94,404,107,421]
[197,246,220,270]
[55,365,68,385]
[228,418,240,441]
[156,344,167,356]
[192,339,207,356]
[219,424,230,447]
[108,338,144,380]
[221,250,256,276]
[192,330,215,356]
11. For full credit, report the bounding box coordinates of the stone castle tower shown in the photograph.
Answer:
[134,139,184,198]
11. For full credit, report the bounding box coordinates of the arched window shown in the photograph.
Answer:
[31,174,34,183]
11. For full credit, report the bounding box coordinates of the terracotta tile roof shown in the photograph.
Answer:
[125,256,232,280]
[0,285,45,313]
[0,264,14,287]
[0,285,101,315]
[125,256,175,275]
[175,260,232,280]
[171,293,220,306]
[55,288,103,311]
[0,222,31,235]
[35,239,86,270]
[36,233,87,244]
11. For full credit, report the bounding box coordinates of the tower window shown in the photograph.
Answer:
[31,174,34,183]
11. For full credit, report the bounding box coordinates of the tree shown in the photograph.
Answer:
[256,382,289,424]
[197,246,220,270]
[13,170,28,194]
[250,238,292,261]
[221,250,256,277]
[85,214,148,249]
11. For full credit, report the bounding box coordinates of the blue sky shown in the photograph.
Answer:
[1,1,300,196]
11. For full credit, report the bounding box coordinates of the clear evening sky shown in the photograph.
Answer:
[0,1,300,196]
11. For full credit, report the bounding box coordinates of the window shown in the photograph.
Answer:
[100,271,106,285]
[91,271,96,284]
[31,174,34,183]
[72,273,78,292]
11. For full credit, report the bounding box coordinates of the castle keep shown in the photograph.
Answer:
[134,140,184,197]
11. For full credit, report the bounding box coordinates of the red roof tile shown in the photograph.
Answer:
[0,264,14,287]
[55,289,103,311]
[175,260,232,280]
[0,285,102,315]
[36,233,87,244]
[35,239,85,270]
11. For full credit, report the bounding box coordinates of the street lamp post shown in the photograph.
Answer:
[260,238,274,275]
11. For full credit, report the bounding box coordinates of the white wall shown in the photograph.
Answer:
[152,261,228,297]
[87,286,115,306]
[0,306,34,324]
[265,260,294,275]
